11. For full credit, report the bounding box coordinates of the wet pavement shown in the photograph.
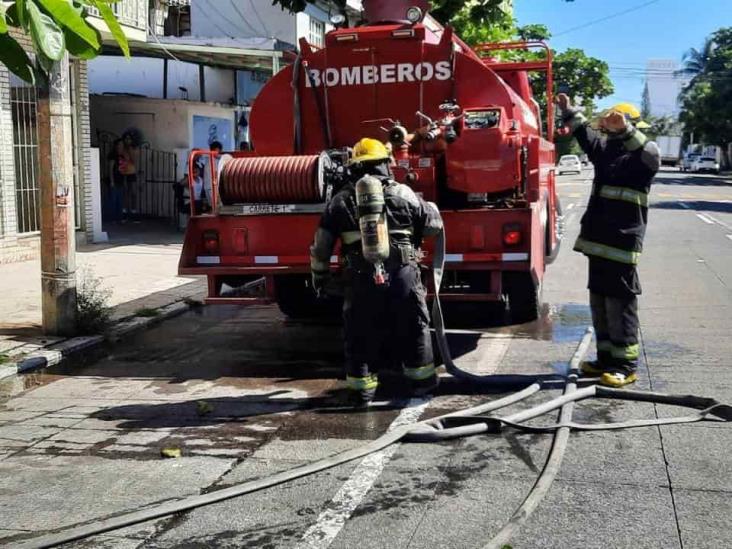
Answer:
[1,168,731,548]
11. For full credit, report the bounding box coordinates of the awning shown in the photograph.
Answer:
[101,38,287,73]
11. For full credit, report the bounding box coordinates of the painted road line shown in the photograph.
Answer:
[566,203,575,211]
[726,235,732,242]
[295,398,431,549]
[296,328,515,548]
[696,213,715,224]
[704,213,732,232]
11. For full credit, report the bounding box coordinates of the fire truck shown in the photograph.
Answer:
[179,0,561,323]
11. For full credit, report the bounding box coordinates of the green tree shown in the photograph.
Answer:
[678,27,732,165]
[641,82,651,120]
[553,48,613,114]
[0,0,128,83]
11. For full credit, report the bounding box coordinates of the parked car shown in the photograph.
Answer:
[691,156,720,174]
[557,154,582,175]
[680,153,700,172]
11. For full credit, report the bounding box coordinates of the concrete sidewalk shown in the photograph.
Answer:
[0,223,205,361]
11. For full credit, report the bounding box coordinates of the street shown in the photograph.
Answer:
[1,167,731,549]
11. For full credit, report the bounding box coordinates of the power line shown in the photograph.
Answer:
[553,0,663,37]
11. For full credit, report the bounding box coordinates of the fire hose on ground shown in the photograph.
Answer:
[14,230,732,549]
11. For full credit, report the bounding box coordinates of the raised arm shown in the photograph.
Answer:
[556,93,604,163]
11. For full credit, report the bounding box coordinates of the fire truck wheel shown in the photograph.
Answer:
[504,272,541,324]
[274,275,343,320]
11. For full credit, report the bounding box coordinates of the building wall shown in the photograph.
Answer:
[0,29,93,264]
[88,57,236,104]
[191,0,335,49]
[74,61,95,244]
[90,95,239,153]
[0,29,40,264]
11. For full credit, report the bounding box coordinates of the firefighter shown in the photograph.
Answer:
[310,138,443,407]
[556,93,660,387]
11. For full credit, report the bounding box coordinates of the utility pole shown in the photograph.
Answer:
[36,53,77,336]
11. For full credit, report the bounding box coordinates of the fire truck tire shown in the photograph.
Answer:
[504,272,541,324]
[274,275,342,319]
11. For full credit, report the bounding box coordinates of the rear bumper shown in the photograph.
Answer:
[179,206,542,304]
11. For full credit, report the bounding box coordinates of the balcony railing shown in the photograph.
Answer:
[88,0,147,32]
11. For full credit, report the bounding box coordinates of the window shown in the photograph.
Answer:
[309,17,325,48]
[162,2,191,37]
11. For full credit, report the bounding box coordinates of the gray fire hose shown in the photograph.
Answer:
[13,229,732,549]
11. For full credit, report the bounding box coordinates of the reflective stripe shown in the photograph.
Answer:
[611,343,640,360]
[502,253,529,262]
[623,129,647,152]
[342,231,361,244]
[404,363,436,381]
[197,256,221,265]
[574,237,640,265]
[597,340,613,352]
[346,374,378,391]
[599,186,648,207]
[389,228,414,236]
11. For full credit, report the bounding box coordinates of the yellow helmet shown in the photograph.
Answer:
[608,102,642,121]
[593,102,649,130]
[350,138,391,165]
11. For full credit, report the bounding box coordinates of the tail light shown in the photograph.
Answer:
[202,230,220,255]
[503,223,523,246]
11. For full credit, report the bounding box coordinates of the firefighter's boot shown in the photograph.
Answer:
[405,364,439,397]
[600,371,638,388]
[580,350,613,376]
[345,374,378,408]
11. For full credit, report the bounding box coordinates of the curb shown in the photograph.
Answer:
[0,300,193,383]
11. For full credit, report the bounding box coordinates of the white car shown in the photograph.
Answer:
[691,156,720,174]
[557,155,582,175]
[680,153,700,172]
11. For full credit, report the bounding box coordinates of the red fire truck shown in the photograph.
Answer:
[179,0,561,323]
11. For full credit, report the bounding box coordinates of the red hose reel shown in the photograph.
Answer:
[219,154,329,204]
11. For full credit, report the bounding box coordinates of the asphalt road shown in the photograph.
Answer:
[1,167,731,549]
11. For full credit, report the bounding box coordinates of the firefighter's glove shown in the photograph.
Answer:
[312,271,332,299]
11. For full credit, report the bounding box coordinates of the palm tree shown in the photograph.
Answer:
[677,37,715,83]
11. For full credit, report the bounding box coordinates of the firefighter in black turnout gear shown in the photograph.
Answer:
[310,138,443,407]
[557,94,660,388]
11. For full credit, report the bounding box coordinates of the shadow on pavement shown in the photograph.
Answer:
[652,200,732,213]
[655,173,731,186]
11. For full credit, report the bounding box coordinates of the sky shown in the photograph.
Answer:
[513,0,730,109]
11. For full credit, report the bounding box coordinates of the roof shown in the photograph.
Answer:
[101,35,286,73]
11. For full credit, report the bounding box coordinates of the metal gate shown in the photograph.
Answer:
[10,73,41,234]
[97,132,179,224]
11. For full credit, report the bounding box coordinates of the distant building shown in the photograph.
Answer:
[645,59,689,118]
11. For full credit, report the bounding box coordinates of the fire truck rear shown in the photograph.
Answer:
[179,1,561,323]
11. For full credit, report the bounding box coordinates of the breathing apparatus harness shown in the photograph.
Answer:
[355,174,391,285]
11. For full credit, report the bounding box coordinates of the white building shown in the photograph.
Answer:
[88,0,361,106]
[645,59,689,118]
